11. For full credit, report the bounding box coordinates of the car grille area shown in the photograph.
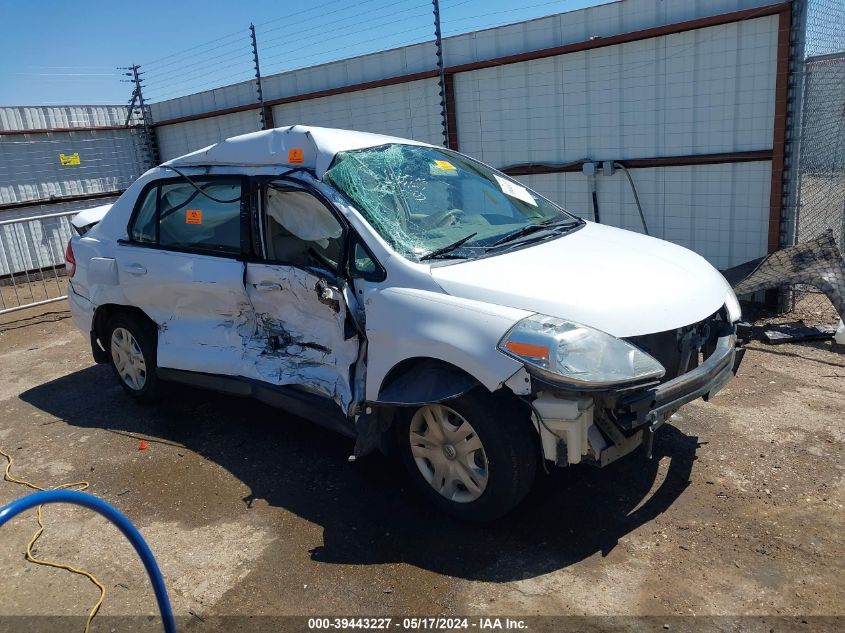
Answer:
[625,309,724,382]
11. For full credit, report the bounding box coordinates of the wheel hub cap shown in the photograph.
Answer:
[110,327,147,391]
[408,404,489,503]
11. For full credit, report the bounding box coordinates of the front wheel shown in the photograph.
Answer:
[395,390,537,521]
[106,312,160,402]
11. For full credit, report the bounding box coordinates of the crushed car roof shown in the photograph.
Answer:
[163,125,434,177]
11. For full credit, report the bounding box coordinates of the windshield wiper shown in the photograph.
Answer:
[420,232,478,261]
[488,218,582,248]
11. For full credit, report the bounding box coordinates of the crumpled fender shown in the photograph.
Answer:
[363,287,532,401]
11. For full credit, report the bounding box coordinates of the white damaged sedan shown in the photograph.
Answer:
[67,126,743,520]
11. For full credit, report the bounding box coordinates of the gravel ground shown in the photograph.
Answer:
[0,302,843,632]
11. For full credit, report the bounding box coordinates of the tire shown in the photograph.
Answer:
[106,312,161,402]
[395,389,537,522]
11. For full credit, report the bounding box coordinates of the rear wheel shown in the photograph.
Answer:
[106,312,160,402]
[396,390,537,521]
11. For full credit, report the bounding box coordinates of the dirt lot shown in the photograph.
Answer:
[0,302,843,631]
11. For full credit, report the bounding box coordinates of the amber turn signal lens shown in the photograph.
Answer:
[504,341,549,359]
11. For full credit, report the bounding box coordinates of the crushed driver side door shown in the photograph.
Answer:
[242,180,360,416]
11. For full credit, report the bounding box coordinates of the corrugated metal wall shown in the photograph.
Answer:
[522,161,772,270]
[0,105,129,131]
[145,0,783,270]
[449,16,779,268]
[0,105,145,207]
[148,0,777,124]
[0,130,143,205]
[0,0,783,278]
[270,78,444,146]
[0,105,143,276]
[454,18,777,165]
[156,110,262,162]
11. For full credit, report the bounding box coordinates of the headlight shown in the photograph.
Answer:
[498,314,665,387]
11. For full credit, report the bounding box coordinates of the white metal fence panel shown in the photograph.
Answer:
[454,16,778,168]
[521,160,772,270]
[0,197,118,223]
[156,109,263,160]
[0,211,77,315]
[271,78,444,147]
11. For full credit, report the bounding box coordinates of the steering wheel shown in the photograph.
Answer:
[426,208,462,229]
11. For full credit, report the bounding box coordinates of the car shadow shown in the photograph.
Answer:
[20,365,699,582]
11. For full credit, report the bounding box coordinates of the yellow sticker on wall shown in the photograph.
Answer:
[186,209,203,225]
[288,148,304,164]
[433,159,456,170]
[59,153,81,166]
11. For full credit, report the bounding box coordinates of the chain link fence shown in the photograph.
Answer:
[789,0,845,324]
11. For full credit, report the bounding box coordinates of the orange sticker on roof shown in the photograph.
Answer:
[186,209,203,224]
[433,159,456,170]
[288,148,304,164]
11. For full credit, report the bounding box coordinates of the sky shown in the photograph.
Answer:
[0,0,606,106]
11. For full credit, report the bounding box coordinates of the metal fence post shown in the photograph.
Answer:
[432,0,449,148]
[782,0,809,251]
[250,24,271,130]
[123,65,160,167]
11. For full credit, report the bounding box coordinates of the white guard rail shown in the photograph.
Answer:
[0,211,77,315]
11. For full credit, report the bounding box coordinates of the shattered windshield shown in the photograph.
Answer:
[323,144,579,261]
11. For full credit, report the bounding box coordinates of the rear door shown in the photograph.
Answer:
[117,176,254,375]
[242,180,359,414]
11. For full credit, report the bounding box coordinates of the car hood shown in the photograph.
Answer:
[429,221,734,338]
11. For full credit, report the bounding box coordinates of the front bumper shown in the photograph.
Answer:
[532,324,743,468]
[617,330,742,431]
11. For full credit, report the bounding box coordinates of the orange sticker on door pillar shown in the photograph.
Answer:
[288,148,304,164]
[186,209,203,224]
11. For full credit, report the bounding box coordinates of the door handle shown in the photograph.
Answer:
[123,263,147,276]
[254,280,282,292]
[318,284,342,302]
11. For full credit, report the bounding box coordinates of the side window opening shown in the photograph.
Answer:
[127,177,243,255]
[159,181,242,254]
[130,186,158,243]
[263,187,343,271]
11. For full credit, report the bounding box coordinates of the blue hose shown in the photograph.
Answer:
[0,489,177,633]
